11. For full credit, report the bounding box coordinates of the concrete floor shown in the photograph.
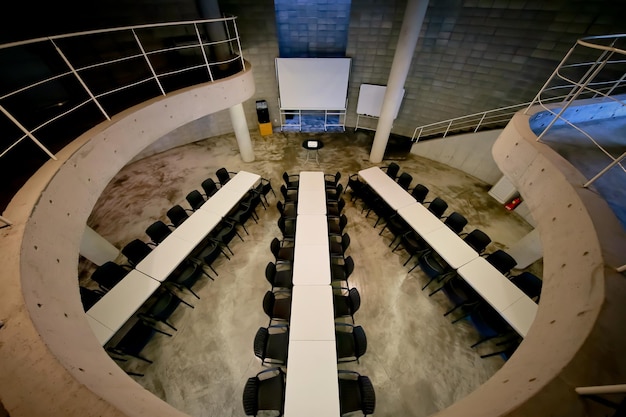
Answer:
[81,129,538,417]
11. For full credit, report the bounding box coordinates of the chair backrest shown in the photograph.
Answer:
[358,375,376,415]
[427,197,448,218]
[463,229,491,254]
[262,178,273,195]
[253,327,269,360]
[270,237,281,258]
[332,183,344,199]
[510,272,543,301]
[340,214,348,230]
[262,291,275,318]
[79,286,104,310]
[265,262,276,285]
[342,234,351,252]
[201,178,219,197]
[186,190,206,211]
[216,167,231,184]
[91,261,129,291]
[277,201,286,216]
[145,220,172,244]
[336,198,346,213]
[348,288,361,314]
[242,368,285,416]
[396,172,413,190]
[444,212,468,234]
[486,249,518,275]
[344,255,355,278]
[121,239,152,266]
[329,171,341,185]
[411,184,429,203]
[385,162,400,179]
[353,326,368,359]
[167,204,189,227]
[282,172,291,185]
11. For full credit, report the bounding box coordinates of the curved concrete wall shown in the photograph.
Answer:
[431,110,626,417]
[0,66,254,417]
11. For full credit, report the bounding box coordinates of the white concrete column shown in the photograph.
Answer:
[229,103,255,162]
[79,226,120,266]
[370,0,429,163]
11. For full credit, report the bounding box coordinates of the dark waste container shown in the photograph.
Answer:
[256,100,270,124]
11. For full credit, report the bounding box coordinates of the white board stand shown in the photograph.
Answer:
[355,84,404,132]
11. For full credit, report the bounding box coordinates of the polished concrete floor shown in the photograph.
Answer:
[81,129,538,417]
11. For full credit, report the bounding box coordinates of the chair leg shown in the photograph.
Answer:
[379,225,388,235]
[208,264,218,276]
[429,285,445,296]
[421,277,436,290]
[444,303,464,316]
[403,254,415,267]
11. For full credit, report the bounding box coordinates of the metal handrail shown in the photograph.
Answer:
[0,17,245,161]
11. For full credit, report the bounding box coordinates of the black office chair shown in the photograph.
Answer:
[463,229,492,254]
[106,320,171,366]
[378,212,409,246]
[427,197,448,218]
[277,216,296,241]
[326,183,344,203]
[201,178,220,197]
[485,249,518,276]
[461,302,516,351]
[330,233,351,260]
[262,290,292,326]
[162,256,213,299]
[242,367,286,417]
[186,189,206,211]
[382,162,400,180]
[80,286,105,310]
[228,197,258,235]
[277,200,296,219]
[443,212,468,235]
[280,184,298,204]
[392,230,430,270]
[210,220,243,257]
[510,271,543,302]
[338,370,376,416]
[331,256,355,287]
[333,287,361,323]
[335,323,367,364]
[367,197,394,228]
[90,261,131,292]
[327,198,346,217]
[260,177,276,206]
[253,325,289,366]
[167,204,193,227]
[194,239,224,276]
[410,183,429,203]
[265,261,293,290]
[138,289,192,335]
[122,239,153,267]
[282,171,299,189]
[396,172,413,190]
[328,214,348,237]
[145,220,174,246]
[325,171,341,189]
[216,167,236,186]
[347,173,366,202]
[270,237,295,264]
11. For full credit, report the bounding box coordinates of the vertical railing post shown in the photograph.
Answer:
[443,120,452,138]
[474,112,486,132]
[132,29,166,96]
[50,39,111,120]
[195,23,214,82]
[232,19,245,70]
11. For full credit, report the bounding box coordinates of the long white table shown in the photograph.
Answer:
[398,202,446,236]
[86,171,261,345]
[297,172,327,215]
[420,226,478,269]
[284,340,341,417]
[86,270,161,344]
[457,257,538,337]
[358,166,416,210]
[286,171,339,417]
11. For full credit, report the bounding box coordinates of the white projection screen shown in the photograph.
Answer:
[276,58,352,110]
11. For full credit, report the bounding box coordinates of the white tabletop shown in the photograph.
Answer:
[170,210,222,246]
[289,285,336,341]
[457,257,537,337]
[358,166,416,210]
[421,226,478,269]
[218,170,260,193]
[86,270,160,343]
[199,188,246,217]
[293,244,331,285]
[135,235,198,282]
[398,203,446,236]
[86,315,116,345]
[298,171,325,190]
[284,340,340,417]
[500,296,538,337]
[295,215,329,246]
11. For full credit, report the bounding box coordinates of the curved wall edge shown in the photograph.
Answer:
[0,65,255,417]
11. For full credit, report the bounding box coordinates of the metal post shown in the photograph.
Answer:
[232,20,245,70]
[576,384,626,395]
[583,151,626,188]
[195,23,214,82]
[443,120,452,137]
[0,215,13,227]
[475,112,487,132]
[0,105,57,160]
[50,39,111,120]
[132,29,166,96]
